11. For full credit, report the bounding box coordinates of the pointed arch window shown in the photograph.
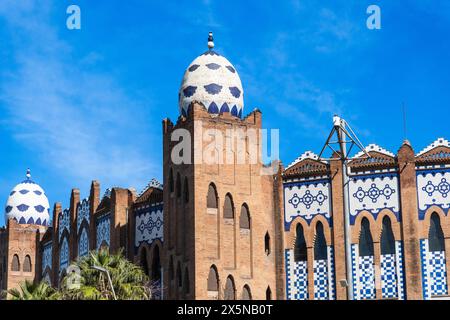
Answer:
[207,183,218,209]
[242,285,252,300]
[265,232,271,255]
[207,265,219,292]
[381,216,396,255]
[294,224,307,262]
[140,248,149,276]
[429,213,445,252]
[266,286,272,300]
[239,204,250,229]
[224,276,236,300]
[23,255,32,273]
[151,246,161,281]
[11,254,20,272]
[314,222,327,260]
[359,218,374,257]
[223,194,234,219]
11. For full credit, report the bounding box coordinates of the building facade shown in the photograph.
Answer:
[2,35,450,300]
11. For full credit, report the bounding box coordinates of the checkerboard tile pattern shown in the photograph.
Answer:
[358,255,376,300]
[395,241,406,299]
[285,249,308,300]
[314,259,329,300]
[327,246,336,300]
[429,251,448,297]
[381,254,398,299]
[351,244,359,300]
[420,239,431,299]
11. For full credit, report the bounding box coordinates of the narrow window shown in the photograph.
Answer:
[23,255,32,273]
[169,256,174,281]
[151,246,161,281]
[294,224,307,262]
[223,194,234,219]
[381,216,396,255]
[140,248,149,276]
[359,218,374,257]
[207,265,219,291]
[266,286,272,300]
[11,254,20,272]
[207,183,218,209]
[239,204,250,229]
[265,232,271,255]
[429,213,445,252]
[224,276,236,300]
[242,285,252,300]
[314,222,327,260]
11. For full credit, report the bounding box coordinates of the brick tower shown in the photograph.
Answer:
[162,33,283,300]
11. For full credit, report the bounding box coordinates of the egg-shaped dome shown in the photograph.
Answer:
[179,33,244,117]
[4,169,50,226]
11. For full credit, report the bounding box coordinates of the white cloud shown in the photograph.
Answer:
[0,1,160,196]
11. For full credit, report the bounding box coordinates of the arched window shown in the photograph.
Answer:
[294,224,307,262]
[184,267,190,295]
[266,286,272,300]
[176,262,182,288]
[242,285,252,300]
[11,254,20,271]
[183,177,189,203]
[151,246,161,281]
[207,183,218,209]
[429,213,445,252]
[23,255,32,273]
[207,265,219,291]
[223,194,234,219]
[224,275,236,300]
[169,169,174,193]
[265,232,271,255]
[169,256,174,281]
[176,173,182,198]
[359,218,374,257]
[239,204,250,229]
[381,216,396,255]
[140,248,149,276]
[314,222,327,260]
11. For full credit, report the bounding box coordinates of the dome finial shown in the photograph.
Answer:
[207,32,214,50]
[26,168,31,180]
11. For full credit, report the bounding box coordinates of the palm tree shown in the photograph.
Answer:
[60,248,151,300]
[8,280,60,300]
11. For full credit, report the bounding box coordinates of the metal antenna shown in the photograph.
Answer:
[319,115,370,301]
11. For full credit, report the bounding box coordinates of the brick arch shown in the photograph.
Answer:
[352,211,379,244]
[420,206,449,239]
[137,243,151,276]
[287,217,311,248]
[375,209,402,242]
[223,193,235,219]
[310,215,332,246]
[149,240,163,282]
[206,182,219,209]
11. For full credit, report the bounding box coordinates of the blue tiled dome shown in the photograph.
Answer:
[4,169,50,226]
[179,33,244,118]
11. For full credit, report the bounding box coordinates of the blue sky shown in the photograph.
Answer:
[1,0,450,226]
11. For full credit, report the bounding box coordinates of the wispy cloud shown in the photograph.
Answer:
[0,1,159,195]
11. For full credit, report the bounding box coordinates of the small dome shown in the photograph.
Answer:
[179,32,244,117]
[4,169,50,226]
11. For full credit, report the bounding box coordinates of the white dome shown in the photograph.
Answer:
[4,169,50,226]
[178,33,244,117]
